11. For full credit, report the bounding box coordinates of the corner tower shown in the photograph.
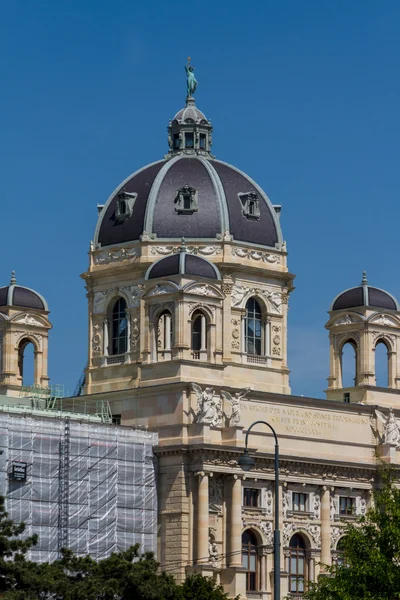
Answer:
[326,272,400,405]
[83,63,295,396]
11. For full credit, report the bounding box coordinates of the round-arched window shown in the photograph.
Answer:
[289,533,307,594]
[111,298,128,355]
[242,529,259,591]
[192,313,202,352]
[245,298,262,356]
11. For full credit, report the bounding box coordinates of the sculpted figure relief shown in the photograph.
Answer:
[375,408,400,446]
[221,387,251,426]
[192,383,222,427]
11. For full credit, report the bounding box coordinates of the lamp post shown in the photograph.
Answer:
[238,420,280,600]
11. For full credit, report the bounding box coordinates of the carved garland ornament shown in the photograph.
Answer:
[151,245,221,256]
[93,246,139,265]
[92,324,102,357]
[230,246,280,264]
[130,317,140,349]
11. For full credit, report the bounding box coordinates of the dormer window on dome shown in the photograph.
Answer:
[239,191,261,221]
[115,191,137,223]
[174,185,198,215]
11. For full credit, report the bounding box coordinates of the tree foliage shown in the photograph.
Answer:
[304,469,400,600]
[0,495,237,600]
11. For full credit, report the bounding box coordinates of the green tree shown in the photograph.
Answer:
[304,470,400,600]
[175,573,239,600]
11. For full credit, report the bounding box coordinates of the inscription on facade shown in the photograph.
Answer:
[241,403,369,438]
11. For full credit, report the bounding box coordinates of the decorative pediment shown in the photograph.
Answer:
[10,313,51,328]
[368,313,400,327]
[184,283,223,299]
[325,311,364,328]
[144,282,180,298]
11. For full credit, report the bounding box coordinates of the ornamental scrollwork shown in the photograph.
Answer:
[230,247,280,264]
[92,324,102,357]
[93,246,139,265]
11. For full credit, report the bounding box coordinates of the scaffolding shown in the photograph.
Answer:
[0,413,158,562]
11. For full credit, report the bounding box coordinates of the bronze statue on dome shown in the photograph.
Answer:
[185,57,198,99]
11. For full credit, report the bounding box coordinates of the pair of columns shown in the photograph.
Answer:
[196,472,242,567]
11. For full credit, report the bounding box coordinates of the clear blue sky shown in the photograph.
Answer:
[1,1,399,398]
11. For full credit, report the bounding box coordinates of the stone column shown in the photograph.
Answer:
[196,472,209,564]
[229,474,242,567]
[321,486,331,568]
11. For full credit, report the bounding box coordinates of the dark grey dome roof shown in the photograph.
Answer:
[146,246,220,280]
[331,273,399,312]
[0,273,48,311]
[172,101,208,124]
[95,156,282,249]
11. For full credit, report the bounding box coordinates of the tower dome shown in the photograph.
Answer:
[145,240,221,280]
[330,272,399,312]
[94,64,283,252]
[0,272,48,311]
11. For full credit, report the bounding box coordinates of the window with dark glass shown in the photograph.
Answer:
[112,414,121,425]
[185,132,194,148]
[245,298,262,356]
[192,314,202,352]
[111,298,128,355]
[199,133,206,149]
[339,496,355,515]
[242,530,258,591]
[289,534,307,595]
[293,492,308,512]
[243,488,260,507]
[336,538,346,566]
[173,133,180,149]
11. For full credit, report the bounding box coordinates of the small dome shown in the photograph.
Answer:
[331,272,399,312]
[0,272,48,311]
[146,243,220,280]
[172,98,209,124]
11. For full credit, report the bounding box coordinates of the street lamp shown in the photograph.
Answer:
[238,420,280,600]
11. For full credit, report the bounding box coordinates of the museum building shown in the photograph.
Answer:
[1,67,400,598]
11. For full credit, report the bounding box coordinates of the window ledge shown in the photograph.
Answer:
[242,506,265,513]
[334,514,357,521]
[287,510,314,518]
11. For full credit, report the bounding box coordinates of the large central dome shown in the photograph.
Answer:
[95,95,283,250]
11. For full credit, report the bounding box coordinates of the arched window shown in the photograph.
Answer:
[375,340,389,387]
[157,310,172,360]
[341,340,357,388]
[335,537,346,566]
[242,530,259,591]
[18,339,35,386]
[111,298,128,355]
[245,298,263,356]
[191,311,207,359]
[289,534,308,595]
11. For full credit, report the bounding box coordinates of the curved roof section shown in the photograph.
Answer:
[331,273,399,311]
[146,248,220,280]
[172,101,208,124]
[0,279,47,311]
[95,156,282,249]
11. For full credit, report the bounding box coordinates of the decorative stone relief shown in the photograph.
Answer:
[333,331,360,352]
[230,247,280,264]
[130,317,139,349]
[93,246,139,265]
[333,314,355,326]
[372,331,396,348]
[306,524,321,548]
[330,495,337,521]
[150,244,221,256]
[208,529,219,566]
[371,314,398,327]
[356,495,367,516]
[13,314,43,327]
[209,476,224,512]
[120,285,141,308]
[330,526,344,550]
[312,491,321,519]
[263,486,273,517]
[259,520,273,546]
[231,285,283,313]
[187,284,218,297]
[283,522,295,546]
[93,289,113,314]
[92,323,102,357]
[191,383,222,427]
[375,408,400,446]
[282,489,290,518]
[148,284,176,297]
[14,331,42,351]
[231,318,240,350]
[221,387,251,426]
[187,302,215,317]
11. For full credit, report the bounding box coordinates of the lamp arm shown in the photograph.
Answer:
[244,419,279,449]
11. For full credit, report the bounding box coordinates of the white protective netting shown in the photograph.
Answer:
[0,414,157,562]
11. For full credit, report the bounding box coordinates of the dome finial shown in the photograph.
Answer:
[10,270,16,285]
[362,271,368,286]
[180,237,187,253]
